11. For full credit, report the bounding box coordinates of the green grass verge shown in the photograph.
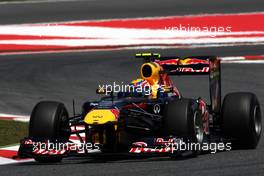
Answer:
[0,120,28,147]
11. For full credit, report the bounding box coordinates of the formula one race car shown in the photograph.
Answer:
[18,53,262,162]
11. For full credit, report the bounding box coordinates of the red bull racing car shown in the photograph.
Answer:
[18,53,262,162]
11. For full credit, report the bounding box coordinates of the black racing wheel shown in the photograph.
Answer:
[29,101,71,162]
[164,98,204,157]
[222,92,262,149]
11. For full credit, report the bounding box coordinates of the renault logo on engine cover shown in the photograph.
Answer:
[153,104,160,114]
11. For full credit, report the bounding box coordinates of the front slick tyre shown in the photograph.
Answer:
[29,101,71,163]
[164,99,204,158]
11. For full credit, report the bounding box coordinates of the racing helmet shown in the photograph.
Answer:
[130,78,151,96]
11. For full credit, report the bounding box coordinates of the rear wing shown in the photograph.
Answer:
[136,53,221,114]
[163,56,221,114]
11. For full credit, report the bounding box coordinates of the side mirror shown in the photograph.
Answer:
[163,87,173,93]
[157,86,173,98]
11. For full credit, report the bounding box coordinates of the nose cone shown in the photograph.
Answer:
[84,109,119,125]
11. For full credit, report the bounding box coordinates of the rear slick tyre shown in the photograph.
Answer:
[222,92,262,149]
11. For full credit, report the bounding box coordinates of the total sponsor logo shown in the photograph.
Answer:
[176,67,210,73]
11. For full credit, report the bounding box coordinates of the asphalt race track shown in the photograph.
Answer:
[0,0,264,175]
[0,0,264,25]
